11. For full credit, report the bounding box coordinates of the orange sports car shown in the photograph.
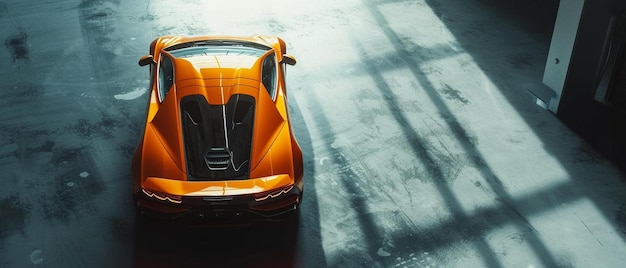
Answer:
[131,35,303,223]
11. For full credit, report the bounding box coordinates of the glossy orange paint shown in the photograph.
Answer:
[131,35,303,220]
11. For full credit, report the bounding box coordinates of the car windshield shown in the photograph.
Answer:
[167,40,269,59]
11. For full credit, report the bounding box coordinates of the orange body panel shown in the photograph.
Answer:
[132,35,302,220]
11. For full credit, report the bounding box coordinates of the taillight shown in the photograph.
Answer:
[141,189,183,204]
[254,185,294,202]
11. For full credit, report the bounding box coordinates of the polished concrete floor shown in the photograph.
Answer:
[1,0,626,267]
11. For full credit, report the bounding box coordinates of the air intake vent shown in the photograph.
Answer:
[205,148,230,170]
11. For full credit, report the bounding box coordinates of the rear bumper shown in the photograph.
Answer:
[135,185,301,224]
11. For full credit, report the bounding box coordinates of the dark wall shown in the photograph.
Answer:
[558,0,626,172]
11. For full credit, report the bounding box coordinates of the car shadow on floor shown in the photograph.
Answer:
[132,216,300,268]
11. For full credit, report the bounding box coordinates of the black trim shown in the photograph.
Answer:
[180,94,255,180]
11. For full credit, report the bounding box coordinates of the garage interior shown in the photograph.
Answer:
[1,0,626,267]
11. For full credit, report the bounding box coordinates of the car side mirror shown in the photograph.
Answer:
[138,55,155,67]
[281,54,297,66]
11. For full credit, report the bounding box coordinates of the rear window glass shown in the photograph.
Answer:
[167,40,269,59]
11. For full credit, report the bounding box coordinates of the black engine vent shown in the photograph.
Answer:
[180,94,255,181]
[205,147,230,170]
